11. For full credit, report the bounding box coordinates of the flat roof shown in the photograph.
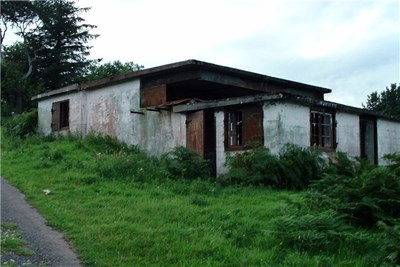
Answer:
[172,93,400,122]
[32,59,331,101]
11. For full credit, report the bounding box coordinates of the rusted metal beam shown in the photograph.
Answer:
[130,110,145,115]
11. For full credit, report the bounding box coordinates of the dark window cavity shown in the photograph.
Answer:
[228,110,243,146]
[310,110,335,148]
[51,100,69,131]
[226,105,263,149]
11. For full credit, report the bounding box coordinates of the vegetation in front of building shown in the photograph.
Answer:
[1,116,399,266]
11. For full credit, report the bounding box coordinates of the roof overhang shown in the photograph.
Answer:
[32,59,331,101]
[172,93,400,122]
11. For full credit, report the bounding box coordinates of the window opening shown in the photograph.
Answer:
[228,110,243,146]
[311,110,333,148]
[51,100,69,131]
[59,101,69,129]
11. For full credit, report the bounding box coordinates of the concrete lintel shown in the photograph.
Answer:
[173,94,284,112]
[31,84,80,101]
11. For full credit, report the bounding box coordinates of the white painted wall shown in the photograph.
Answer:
[85,80,187,155]
[215,111,227,176]
[377,119,400,165]
[38,79,186,156]
[263,102,309,154]
[37,92,84,136]
[336,112,360,157]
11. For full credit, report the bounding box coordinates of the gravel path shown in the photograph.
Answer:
[1,177,82,267]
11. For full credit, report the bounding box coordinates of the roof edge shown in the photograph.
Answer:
[172,93,400,122]
[31,83,80,101]
[31,59,332,100]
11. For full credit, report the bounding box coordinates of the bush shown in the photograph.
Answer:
[83,133,141,155]
[163,146,210,180]
[273,209,356,254]
[221,145,325,189]
[279,144,325,189]
[222,146,281,186]
[310,164,400,228]
[378,221,400,266]
[2,109,38,138]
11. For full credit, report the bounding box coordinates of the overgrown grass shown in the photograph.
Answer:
[0,133,394,266]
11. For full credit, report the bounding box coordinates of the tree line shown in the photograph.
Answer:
[1,0,142,115]
[1,0,398,116]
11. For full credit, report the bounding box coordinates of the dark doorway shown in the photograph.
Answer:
[186,110,216,176]
[360,116,377,164]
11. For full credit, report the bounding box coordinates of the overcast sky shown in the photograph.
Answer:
[5,0,400,107]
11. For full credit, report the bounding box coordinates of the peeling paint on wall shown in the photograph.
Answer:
[263,102,309,154]
[336,112,360,157]
[215,111,227,176]
[90,98,118,136]
[377,119,400,165]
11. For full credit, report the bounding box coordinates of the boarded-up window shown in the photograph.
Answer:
[310,110,335,148]
[226,105,263,149]
[51,100,69,131]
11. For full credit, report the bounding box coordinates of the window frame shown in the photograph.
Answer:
[225,104,264,151]
[227,110,243,148]
[310,109,336,150]
[51,100,70,131]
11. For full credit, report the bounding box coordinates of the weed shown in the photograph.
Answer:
[163,146,210,180]
[1,223,34,256]
[2,109,38,138]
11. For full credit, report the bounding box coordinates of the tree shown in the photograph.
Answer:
[0,0,37,46]
[32,0,99,89]
[85,60,144,81]
[1,0,98,114]
[363,83,400,117]
[1,43,44,115]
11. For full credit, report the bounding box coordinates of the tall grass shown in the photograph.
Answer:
[1,132,396,266]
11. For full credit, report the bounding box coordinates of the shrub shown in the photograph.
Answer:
[279,144,325,189]
[3,109,38,138]
[222,146,282,186]
[310,162,400,228]
[163,146,210,180]
[378,221,400,266]
[273,209,354,254]
[221,145,325,189]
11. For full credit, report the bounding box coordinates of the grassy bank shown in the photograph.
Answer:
[0,133,392,266]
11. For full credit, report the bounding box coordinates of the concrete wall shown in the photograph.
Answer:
[37,92,84,136]
[336,112,360,157]
[85,80,187,155]
[215,111,227,176]
[263,102,310,154]
[377,119,400,165]
[38,79,186,156]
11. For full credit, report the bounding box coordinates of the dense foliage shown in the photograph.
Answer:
[163,146,210,180]
[221,145,325,189]
[363,83,400,117]
[273,152,400,266]
[2,109,38,138]
[85,60,144,81]
[1,0,98,114]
